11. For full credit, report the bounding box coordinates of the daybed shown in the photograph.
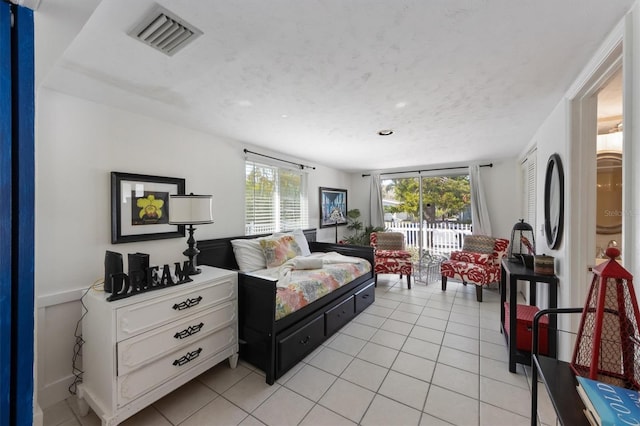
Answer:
[197,229,375,384]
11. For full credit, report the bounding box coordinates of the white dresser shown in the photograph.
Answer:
[77,265,238,426]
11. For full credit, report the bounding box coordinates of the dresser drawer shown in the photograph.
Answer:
[278,315,324,372]
[117,301,236,376]
[117,325,236,407]
[116,278,235,341]
[355,282,375,313]
[325,296,355,335]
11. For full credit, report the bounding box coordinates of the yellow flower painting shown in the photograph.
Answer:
[132,192,168,225]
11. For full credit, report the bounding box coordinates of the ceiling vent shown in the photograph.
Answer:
[129,6,203,56]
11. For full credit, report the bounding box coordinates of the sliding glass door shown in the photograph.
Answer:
[381,174,472,256]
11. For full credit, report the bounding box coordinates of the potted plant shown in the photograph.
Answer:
[342,209,385,246]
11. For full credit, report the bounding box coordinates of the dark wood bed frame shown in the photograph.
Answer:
[197,229,376,384]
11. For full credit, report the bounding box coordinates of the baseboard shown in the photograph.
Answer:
[32,403,43,426]
[38,374,75,410]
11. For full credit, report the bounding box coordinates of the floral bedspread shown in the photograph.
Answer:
[267,253,371,320]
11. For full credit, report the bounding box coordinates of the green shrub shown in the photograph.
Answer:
[343,209,385,246]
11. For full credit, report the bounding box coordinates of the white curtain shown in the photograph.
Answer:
[369,174,385,228]
[469,164,492,236]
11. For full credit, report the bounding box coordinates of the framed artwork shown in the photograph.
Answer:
[111,172,186,243]
[319,187,348,228]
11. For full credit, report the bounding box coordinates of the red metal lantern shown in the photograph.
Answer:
[571,247,640,389]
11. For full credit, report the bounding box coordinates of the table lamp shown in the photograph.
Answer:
[169,194,213,275]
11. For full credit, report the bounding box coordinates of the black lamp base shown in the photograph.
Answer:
[186,262,201,275]
[183,224,201,275]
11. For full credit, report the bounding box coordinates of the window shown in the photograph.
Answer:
[245,160,308,235]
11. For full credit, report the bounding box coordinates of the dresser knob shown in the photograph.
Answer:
[299,336,311,345]
[172,348,203,367]
[174,322,204,339]
[172,296,203,311]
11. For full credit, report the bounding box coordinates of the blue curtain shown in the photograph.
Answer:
[0,4,35,425]
[0,4,12,422]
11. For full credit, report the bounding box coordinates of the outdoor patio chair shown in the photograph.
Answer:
[370,232,413,288]
[440,235,509,302]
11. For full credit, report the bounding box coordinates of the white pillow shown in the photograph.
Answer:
[273,229,311,257]
[230,237,268,272]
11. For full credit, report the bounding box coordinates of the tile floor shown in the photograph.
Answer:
[43,276,558,426]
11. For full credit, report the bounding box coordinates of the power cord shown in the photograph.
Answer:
[68,279,103,395]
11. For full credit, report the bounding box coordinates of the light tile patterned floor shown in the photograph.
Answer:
[43,276,559,426]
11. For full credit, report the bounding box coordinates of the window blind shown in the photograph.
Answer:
[245,160,308,235]
[522,151,537,228]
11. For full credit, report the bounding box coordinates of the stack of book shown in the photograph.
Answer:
[576,376,640,426]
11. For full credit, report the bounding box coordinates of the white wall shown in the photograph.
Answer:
[35,88,351,407]
[526,101,570,316]
[522,6,640,361]
[481,159,520,241]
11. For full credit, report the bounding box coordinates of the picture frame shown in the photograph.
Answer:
[111,172,186,244]
[319,187,348,228]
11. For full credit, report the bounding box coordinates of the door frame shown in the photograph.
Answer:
[567,19,627,313]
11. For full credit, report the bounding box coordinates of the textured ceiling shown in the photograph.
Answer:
[39,0,633,172]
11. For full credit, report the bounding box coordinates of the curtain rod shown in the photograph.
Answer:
[243,149,316,170]
[362,163,492,177]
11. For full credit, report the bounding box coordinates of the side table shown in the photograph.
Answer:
[500,259,558,372]
[412,252,447,284]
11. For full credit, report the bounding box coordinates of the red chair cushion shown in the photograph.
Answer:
[440,260,500,285]
[449,251,494,266]
[376,249,412,259]
[374,256,413,276]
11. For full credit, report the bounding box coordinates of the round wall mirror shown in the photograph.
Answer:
[544,153,564,249]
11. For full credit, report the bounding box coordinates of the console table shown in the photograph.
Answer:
[530,307,587,426]
[500,259,558,372]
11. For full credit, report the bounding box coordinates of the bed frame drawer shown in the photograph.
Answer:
[277,315,324,372]
[325,296,356,335]
[355,282,375,313]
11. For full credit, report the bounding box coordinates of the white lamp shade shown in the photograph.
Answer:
[169,195,214,225]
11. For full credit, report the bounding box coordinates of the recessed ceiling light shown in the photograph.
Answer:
[237,100,253,107]
[281,114,289,118]
[395,102,407,109]
[378,129,394,136]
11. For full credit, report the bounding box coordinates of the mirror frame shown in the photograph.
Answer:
[544,153,564,249]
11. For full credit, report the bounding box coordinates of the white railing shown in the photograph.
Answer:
[245,223,276,235]
[384,221,472,255]
[245,221,471,255]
